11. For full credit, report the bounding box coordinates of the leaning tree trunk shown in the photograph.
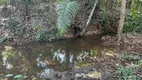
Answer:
[117,0,127,42]
[80,0,98,36]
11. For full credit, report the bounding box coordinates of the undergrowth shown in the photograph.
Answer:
[119,52,141,61]
[124,11,142,33]
[116,52,142,80]
[117,65,137,80]
[35,28,62,42]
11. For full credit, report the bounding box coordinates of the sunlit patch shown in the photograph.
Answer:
[74,62,94,69]
[4,45,13,51]
[86,71,102,79]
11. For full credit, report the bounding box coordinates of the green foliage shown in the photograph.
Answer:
[0,0,9,6]
[57,0,80,35]
[89,50,98,57]
[130,0,142,12]
[4,74,24,80]
[117,66,137,80]
[89,50,95,56]
[117,52,142,80]
[138,60,142,66]
[119,52,140,61]
[35,29,62,41]
[0,35,7,44]
[14,74,24,80]
[2,50,17,61]
[5,74,13,77]
[124,12,142,33]
[57,0,62,4]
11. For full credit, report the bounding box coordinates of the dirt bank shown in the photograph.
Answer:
[101,32,142,52]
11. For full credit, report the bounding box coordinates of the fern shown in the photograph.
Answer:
[57,0,80,35]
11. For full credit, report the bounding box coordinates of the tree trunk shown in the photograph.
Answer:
[117,0,127,42]
[80,0,98,36]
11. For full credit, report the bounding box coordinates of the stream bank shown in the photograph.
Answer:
[0,33,142,80]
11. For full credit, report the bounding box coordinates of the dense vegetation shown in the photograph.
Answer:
[0,0,142,43]
[0,0,142,80]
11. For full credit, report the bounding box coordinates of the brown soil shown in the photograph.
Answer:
[101,32,142,52]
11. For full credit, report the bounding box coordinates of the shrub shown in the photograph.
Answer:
[124,11,142,33]
[117,66,137,80]
[35,28,62,41]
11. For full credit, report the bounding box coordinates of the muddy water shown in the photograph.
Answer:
[0,35,115,79]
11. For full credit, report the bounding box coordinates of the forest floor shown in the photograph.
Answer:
[96,32,142,80]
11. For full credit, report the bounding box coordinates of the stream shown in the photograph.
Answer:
[0,35,115,80]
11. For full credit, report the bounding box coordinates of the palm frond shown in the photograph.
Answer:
[57,0,80,35]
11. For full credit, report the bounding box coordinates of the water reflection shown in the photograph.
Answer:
[0,35,115,79]
[2,48,16,69]
[69,54,74,63]
[0,45,41,79]
[52,49,66,63]
[77,51,90,61]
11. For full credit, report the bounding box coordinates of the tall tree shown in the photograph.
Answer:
[117,0,127,42]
